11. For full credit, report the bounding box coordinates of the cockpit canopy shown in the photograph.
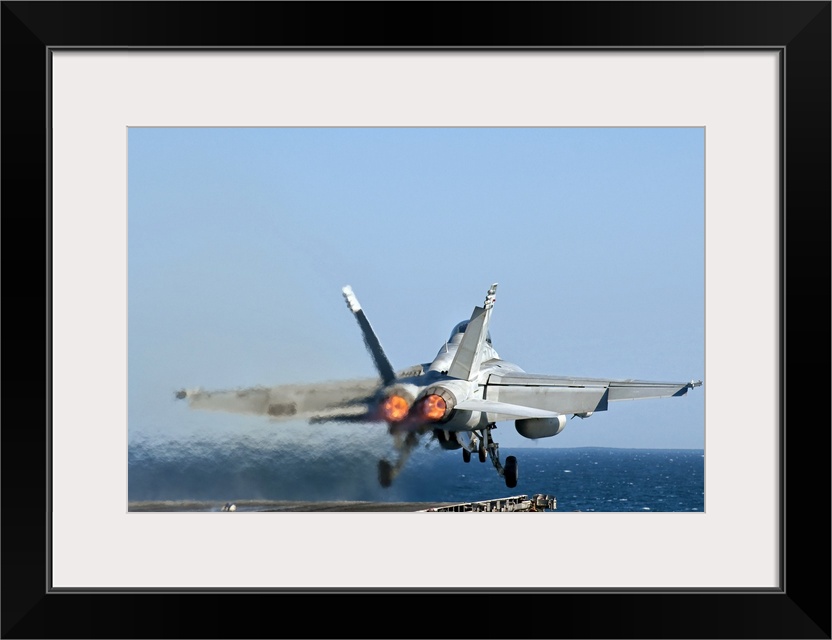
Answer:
[449,320,492,345]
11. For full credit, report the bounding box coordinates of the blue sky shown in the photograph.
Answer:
[128,127,704,454]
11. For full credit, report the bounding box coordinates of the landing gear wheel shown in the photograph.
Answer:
[478,446,487,463]
[462,448,471,463]
[378,460,394,488]
[504,456,518,489]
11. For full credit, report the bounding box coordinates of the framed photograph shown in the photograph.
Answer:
[125,124,706,511]
[3,2,829,638]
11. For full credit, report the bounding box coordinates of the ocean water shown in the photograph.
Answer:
[129,438,704,512]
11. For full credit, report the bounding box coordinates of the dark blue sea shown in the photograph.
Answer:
[129,438,703,512]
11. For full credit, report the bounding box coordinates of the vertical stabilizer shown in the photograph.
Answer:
[447,284,498,381]
[342,286,397,385]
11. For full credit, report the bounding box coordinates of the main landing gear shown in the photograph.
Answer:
[379,425,519,490]
[468,425,519,489]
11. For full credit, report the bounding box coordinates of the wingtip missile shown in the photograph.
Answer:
[175,388,201,400]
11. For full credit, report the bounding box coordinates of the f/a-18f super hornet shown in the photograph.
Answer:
[176,284,702,489]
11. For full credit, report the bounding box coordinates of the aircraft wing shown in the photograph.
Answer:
[175,364,428,423]
[483,372,702,416]
[175,377,382,422]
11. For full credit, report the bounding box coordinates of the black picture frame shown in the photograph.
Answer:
[2,2,829,638]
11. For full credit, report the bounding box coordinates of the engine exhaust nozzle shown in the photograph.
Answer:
[380,395,410,422]
[419,394,447,421]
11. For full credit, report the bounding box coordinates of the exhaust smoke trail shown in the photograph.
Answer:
[128,419,424,502]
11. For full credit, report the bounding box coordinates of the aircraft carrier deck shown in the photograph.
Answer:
[128,494,556,513]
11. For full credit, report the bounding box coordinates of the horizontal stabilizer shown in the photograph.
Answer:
[454,398,562,420]
[307,405,374,424]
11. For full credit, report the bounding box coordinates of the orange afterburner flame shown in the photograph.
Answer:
[381,395,409,422]
[420,394,447,421]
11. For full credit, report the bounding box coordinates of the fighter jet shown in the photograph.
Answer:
[175,283,702,489]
